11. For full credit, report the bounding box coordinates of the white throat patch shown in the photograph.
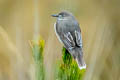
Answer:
[58,18,68,21]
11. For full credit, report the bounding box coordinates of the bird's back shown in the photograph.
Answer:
[56,19,81,46]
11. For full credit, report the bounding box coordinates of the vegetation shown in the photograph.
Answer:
[29,38,85,80]
[29,38,45,80]
[55,47,86,80]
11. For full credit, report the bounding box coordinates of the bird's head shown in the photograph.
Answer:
[51,11,74,20]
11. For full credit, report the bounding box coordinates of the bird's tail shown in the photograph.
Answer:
[70,48,86,70]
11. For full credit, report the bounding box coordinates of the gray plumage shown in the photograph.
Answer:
[52,11,86,69]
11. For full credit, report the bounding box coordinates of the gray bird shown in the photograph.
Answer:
[51,11,86,70]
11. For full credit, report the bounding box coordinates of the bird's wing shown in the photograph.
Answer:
[54,22,75,50]
[75,30,82,47]
[55,21,82,49]
[62,32,75,50]
[62,30,83,49]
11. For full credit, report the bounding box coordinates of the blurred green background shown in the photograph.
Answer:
[0,0,120,80]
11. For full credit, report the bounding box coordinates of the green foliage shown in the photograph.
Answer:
[56,47,86,80]
[30,38,45,80]
[62,48,72,66]
[30,38,85,80]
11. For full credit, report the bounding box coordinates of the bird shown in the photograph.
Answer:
[51,11,86,70]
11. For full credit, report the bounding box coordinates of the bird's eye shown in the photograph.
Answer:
[59,14,63,17]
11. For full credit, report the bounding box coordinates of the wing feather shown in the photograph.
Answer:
[75,30,82,47]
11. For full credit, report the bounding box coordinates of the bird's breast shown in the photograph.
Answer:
[54,22,63,44]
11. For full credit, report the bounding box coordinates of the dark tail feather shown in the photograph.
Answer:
[72,48,86,70]
[76,52,86,70]
[68,47,86,70]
